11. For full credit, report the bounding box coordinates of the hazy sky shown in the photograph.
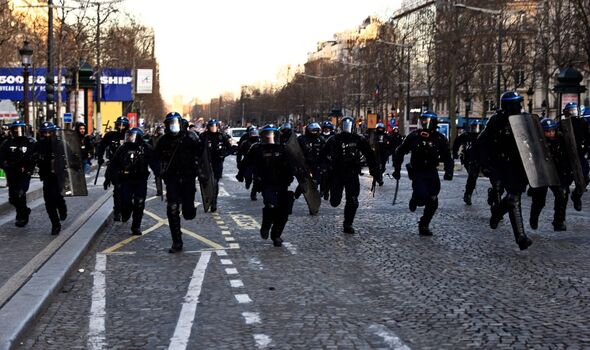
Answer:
[124,0,401,104]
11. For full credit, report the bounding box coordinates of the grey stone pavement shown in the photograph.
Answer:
[13,156,590,349]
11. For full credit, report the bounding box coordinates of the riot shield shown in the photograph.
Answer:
[197,144,216,213]
[559,115,586,194]
[54,129,88,196]
[508,114,560,188]
[285,132,321,215]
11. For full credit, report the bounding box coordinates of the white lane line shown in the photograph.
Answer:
[229,213,260,230]
[248,257,264,270]
[168,252,212,350]
[241,312,261,324]
[218,185,230,197]
[225,268,238,275]
[234,294,253,304]
[88,254,107,350]
[219,226,229,230]
[224,236,236,242]
[230,280,244,288]
[283,242,298,255]
[221,230,231,236]
[229,243,240,249]
[368,324,411,350]
[216,250,227,257]
[220,259,233,265]
[253,334,272,348]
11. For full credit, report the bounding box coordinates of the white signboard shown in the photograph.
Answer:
[561,93,578,110]
[136,69,153,94]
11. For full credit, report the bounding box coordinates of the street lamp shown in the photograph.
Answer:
[526,87,534,114]
[19,41,33,126]
[541,100,548,118]
[464,95,472,132]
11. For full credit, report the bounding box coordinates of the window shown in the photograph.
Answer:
[514,66,525,87]
[516,39,526,55]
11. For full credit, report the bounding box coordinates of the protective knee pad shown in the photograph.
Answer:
[167,202,180,217]
[505,193,521,210]
[346,196,359,209]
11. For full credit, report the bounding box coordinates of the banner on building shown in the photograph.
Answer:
[136,69,153,94]
[100,69,133,102]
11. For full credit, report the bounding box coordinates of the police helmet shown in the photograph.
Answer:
[582,106,590,117]
[341,117,355,133]
[376,122,385,132]
[39,121,56,132]
[125,127,144,144]
[500,91,523,115]
[10,120,27,137]
[207,119,220,126]
[564,102,579,117]
[164,112,182,135]
[261,124,278,133]
[115,116,130,126]
[306,122,321,133]
[540,118,558,131]
[322,121,335,130]
[248,128,259,137]
[419,111,438,131]
[280,122,292,133]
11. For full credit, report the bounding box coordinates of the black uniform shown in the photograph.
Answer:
[478,111,532,250]
[238,142,295,246]
[394,129,453,235]
[569,116,590,208]
[453,131,480,205]
[373,130,394,174]
[35,135,68,234]
[106,139,158,235]
[155,130,201,252]
[324,132,379,233]
[0,135,36,226]
[297,132,326,185]
[97,130,125,219]
[529,132,572,231]
[236,134,260,200]
[200,131,232,211]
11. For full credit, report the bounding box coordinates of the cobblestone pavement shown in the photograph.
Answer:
[16,156,590,349]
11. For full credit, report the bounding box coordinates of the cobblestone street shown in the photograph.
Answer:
[16,157,590,349]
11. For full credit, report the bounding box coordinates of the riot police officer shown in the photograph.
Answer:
[35,122,67,235]
[155,112,201,253]
[97,116,129,221]
[238,125,257,148]
[478,91,532,250]
[75,122,94,174]
[324,117,380,234]
[0,121,36,227]
[321,121,336,139]
[373,122,394,174]
[529,118,571,231]
[236,127,260,201]
[106,128,158,235]
[390,126,404,154]
[200,119,232,212]
[453,123,481,205]
[298,122,326,189]
[237,124,295,247]
[562,102,589,211]
[279,122,293,144]
[393,111,453,236]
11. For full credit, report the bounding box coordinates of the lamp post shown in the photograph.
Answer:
[464,95,471,133]
[19,41,33,126]
[526,87,534,114]
[541,100,547,118]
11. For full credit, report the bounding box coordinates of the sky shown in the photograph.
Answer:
[123,0,401,105]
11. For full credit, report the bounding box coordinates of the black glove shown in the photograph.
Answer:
[103,179,111,190]
[236,173,244,183]
[392,169,401,180]
[444,172,453,181]
[98,158,105,166]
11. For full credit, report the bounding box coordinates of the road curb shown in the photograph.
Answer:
[0,196,113,350]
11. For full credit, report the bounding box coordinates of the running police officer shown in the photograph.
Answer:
[200,119,232,212]
[236,127,260,201]
[155,112,201,253]
[0,121,36,227]
[393,111,453,236]
[453,123,481,205]
[324,116,381,234]
[298,122,326,191]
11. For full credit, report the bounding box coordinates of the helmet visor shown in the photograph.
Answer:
[420,117,436,130]
[12,126,24,137]
[125,131,137,143]
[168,119,181,134]
[342,119,353,133]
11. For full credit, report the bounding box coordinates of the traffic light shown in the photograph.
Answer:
[45,83,55,103]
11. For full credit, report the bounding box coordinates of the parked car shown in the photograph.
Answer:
[226,127,248,154]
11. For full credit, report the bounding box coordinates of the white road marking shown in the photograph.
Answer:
[253,334,272,348]
[224,236,236,242]
[234,294,253,304]
[241,312,261,324]
[219,226,229,230]
[88,254,107,350]
[368,324,411,350]
[216,250,227,257]
[218,185,230,197]
[229,213,260,230]
[220,259,233,265]
[221,230,231,236]
[230,280,244,288]
[225,268,238,275]
[229,243,240,249]
[283,242,298,255]
[248,257,264,270]
[168,252,212,350]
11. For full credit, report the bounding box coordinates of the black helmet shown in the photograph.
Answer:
[115,116,130,132]
[419,111,438,131]
[10,120,27,138]
[341,117,355,133]
[540,118,558,131]
[125,127,144,144]
[500,91,523,115]
[164,112,182,135]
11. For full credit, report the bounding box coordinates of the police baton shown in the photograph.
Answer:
[392,178,399,205]
[94,163,102,185]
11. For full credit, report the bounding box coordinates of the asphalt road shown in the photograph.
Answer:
[17,156,590,349]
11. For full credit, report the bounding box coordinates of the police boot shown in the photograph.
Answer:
[51,224,61,235]
[418,197,437,236]
[571,191,583,212]
[15,207,31,228]
[489,201,505,230]
[409,197,417,212]
[463,192,472,206]
[343,197,359,234]
[529,201,544,230]
[270,216,287,247]
[552,195,567,232]
[507,197,532,251]
[58,204,67,221]
[250,188,257,201]
[167,204,183,253]
[131,209,143,236]
[113,211,122,222]
[47,206,61,235]
[121,208,132,223]
[260,208,273,240]
[487,187,501,207]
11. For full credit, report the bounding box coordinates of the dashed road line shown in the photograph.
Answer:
[242,312,261,324]
[234,294,253,304]
[368,324,411,350]
[283,242,298,255]
[225,268,238,275]
[253,334,272,348]
[220,259,233,265]
[229,212,260,230]
[230,280,244,288]
[168,251,212,350]
[88,254,107,350]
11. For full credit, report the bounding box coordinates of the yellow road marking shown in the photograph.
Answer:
[180,228,224,250]
[102,222,164,253]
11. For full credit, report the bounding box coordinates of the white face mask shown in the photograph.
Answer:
[169,120,181,134]
[569,109,579,117]
[323,130,331,136]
